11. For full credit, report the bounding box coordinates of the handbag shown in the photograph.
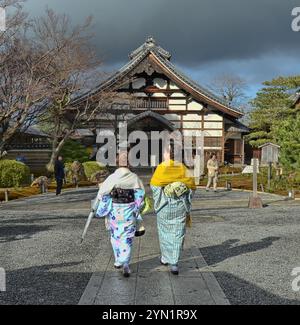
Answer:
[140,196,153,215]
[164,182,189,198]
[135,196,152,237]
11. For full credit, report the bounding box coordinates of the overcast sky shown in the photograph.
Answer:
[25,0,300,98]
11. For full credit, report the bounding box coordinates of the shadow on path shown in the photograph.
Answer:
[214,272,299,305]
[200,237,281,266]
[0,262,89,305]
[0,225,53,243]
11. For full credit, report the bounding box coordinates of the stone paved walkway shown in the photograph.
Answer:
[79,219,229,305]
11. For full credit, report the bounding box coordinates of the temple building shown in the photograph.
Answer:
[73,37,249,166]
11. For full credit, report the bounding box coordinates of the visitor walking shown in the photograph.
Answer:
[96,161,145,278]
[206,153,219,193]
[150,145,196,275]
[54,156,65,196]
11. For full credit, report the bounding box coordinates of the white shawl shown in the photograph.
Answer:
[97,168,144,198]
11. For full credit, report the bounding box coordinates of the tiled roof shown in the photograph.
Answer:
[72,37,243,117]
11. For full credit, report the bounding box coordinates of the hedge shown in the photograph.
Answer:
[0,160,31,188]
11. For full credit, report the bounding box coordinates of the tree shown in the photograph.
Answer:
[60,140,90,163]
[0,4,96,160]
[273,115,300,170]
[0,0,35,157]
[32,9,103,171]
[247,75,300,148]
[208,73,248,108]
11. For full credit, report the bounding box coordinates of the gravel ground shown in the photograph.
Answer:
[189,200,300,305]
[0,188,300,305]
[0,190,108,305]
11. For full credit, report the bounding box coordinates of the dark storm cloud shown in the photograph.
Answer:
[26,0,300,65]
[25,0,300,97]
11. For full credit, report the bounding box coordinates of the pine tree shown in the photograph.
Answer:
[273,115,300,170]
[247,75,300,148]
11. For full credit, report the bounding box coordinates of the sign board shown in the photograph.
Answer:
[242,165,260,174]
[259,143,280,164]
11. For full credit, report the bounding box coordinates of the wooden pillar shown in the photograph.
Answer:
[242,137,245,165]
[222,119,225,164]
[267,162,272,190]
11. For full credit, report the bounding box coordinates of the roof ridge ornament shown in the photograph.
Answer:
[146,36,156,47]
[129,36,172,61]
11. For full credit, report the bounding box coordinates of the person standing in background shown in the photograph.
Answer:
[16,153,26,164]
[206,153,219,193]
[54,156,65,196]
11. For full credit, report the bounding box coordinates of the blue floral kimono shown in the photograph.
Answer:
[96,189,145,266]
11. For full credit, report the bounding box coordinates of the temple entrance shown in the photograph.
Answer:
[127,111,175,168]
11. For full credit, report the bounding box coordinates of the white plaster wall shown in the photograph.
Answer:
[152,93,167,98]
[203,130,223,137]
[187,101,203,111]
[169,99,186,105]
[183,114,202,121]
[154,78,168,89]
[204,146,223,150]
[170,82,180,90]
[183,122,201,129]
[183,130,204,137]
[170,92,186,98]
[204,122,223,129]
[132,78,146,89]
[204,114,223,121]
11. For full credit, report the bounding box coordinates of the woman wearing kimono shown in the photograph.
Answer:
[96,167,145,278]
[150,147,196,275]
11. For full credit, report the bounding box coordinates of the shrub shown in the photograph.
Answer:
[0,160,30,188]
[83,161,107,180]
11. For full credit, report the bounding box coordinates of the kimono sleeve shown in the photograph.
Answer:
[96,195,112,218]
[134,189,145,210]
